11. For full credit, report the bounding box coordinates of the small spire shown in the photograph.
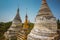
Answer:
[26,8,28,18]
[13,8,22,23]
[25,8,28,21]
[26,14,28,18]
[17,8,19,12]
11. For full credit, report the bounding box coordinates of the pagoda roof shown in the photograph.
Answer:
[37,0,54,17]
[13,8,22,23]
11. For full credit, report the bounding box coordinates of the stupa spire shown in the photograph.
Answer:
[42,0,46,4]
[26,8,28,21]
[37,0,53,17]
[26,13,28,21]
[13,8,22,22]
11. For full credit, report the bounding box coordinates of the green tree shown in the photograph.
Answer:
[57,19,60,29]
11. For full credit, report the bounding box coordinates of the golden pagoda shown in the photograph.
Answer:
[17,13,29,40]
[22,14,29,40]
[23,14,29,30]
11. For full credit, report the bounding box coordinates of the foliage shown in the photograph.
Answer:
[57,19,60,29]
[0,22,12,40]
[28,23,34,33]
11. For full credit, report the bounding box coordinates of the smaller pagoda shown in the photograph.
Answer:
[17,14,29,40]
[23,14,29,34]
[4,8,22,40]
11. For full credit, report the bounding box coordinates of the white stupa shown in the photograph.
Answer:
[4,8,22,40]
[27,0,58,40]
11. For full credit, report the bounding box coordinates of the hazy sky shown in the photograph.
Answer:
[0,0,60,22]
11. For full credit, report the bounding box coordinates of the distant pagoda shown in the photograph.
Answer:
[23,14,29,31]
[17,13,30,40]
[27,0,58,40]
[4,8,22,40]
